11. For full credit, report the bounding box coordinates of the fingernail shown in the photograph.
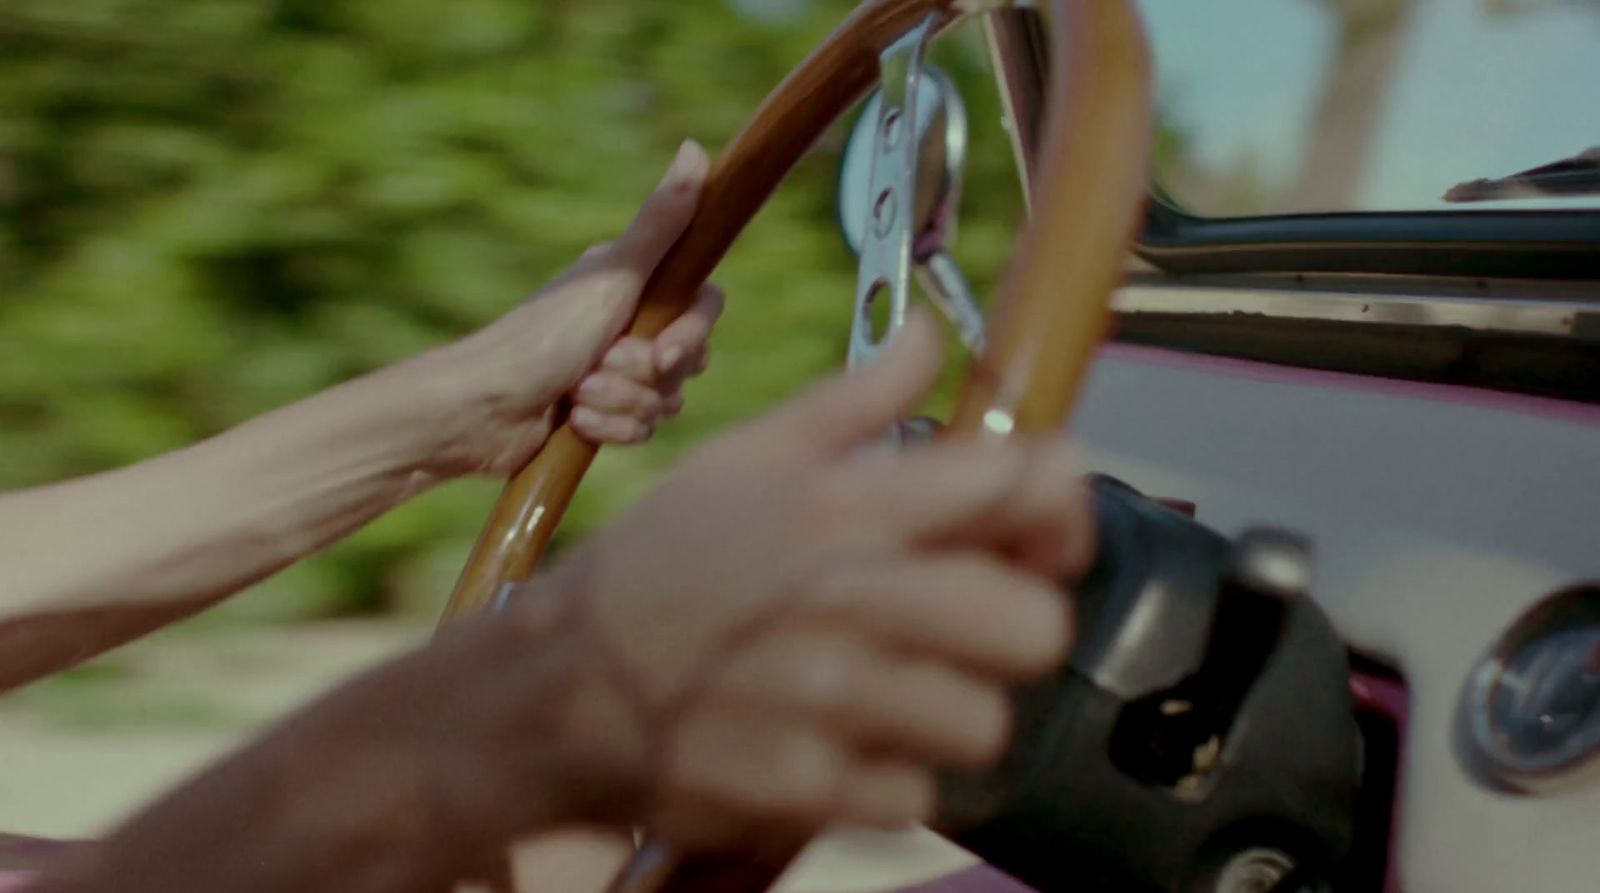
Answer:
[658,140,704,193]
[660,345,684,372]
[572,406,601,429]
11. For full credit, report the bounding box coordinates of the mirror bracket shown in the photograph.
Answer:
[847,14,939,372]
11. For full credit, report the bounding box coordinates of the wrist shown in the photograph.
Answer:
[493,555,655,824]
[397,328,563,479]
[356,346,477,480]
[415,572,645,842]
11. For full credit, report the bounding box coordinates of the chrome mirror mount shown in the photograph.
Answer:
[839,51,985,363]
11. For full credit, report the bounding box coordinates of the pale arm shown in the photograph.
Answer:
[0,145,715,694]
[0,354,462,694]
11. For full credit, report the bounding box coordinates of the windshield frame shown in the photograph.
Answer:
[982,8,1600,283]
[1140,199,1600,281]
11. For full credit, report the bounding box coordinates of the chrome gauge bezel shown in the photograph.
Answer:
[1457,586,1600,794]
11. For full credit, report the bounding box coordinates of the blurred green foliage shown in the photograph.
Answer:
[0,0,1030,621]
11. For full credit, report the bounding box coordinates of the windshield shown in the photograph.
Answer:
[1144,0,1600,217]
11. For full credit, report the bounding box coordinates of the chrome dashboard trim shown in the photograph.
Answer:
[1109,275,1600,404]
[1114,279,1600,340]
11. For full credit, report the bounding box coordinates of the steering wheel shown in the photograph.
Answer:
[436,1,1153,891]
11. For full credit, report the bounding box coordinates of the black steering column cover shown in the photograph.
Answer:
[939,477,1362,893]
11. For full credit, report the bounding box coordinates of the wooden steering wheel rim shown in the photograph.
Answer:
[439,0,1152,889]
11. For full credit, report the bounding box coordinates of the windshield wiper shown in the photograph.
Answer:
[1443,146,1600,203]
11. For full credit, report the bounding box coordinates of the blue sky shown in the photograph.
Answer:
[723,0,1598,214]
[1143,0,1600,212]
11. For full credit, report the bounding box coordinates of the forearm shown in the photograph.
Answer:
[0,353,467,690]
[31,598,590,893]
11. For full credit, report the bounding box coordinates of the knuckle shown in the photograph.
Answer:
[617,335,651,353]
[965,687,1015,767]
[579,378,614,407]
[649,384,681,411]
[606,422,637,445]
[778,636,859,715]
[626,345,656,378]
[791,563,855,617]
[1062,483,1098,581]
[589,267,642,305]
[636,388,665,417]
[659,723,720,802]
[1002,581,1073,673]
[851,765,937,828]
[768,733,836,824]
[801,473,859,528]
[627,393,658,421]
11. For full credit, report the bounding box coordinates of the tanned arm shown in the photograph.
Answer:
[28,591,604,893]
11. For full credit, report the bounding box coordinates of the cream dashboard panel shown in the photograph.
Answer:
[1074,343,1600,893]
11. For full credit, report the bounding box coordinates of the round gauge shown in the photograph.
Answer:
[1458,586,1600,793]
